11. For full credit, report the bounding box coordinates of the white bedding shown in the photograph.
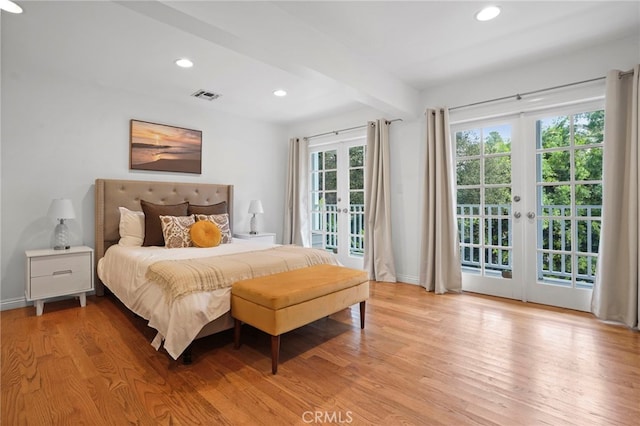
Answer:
[97,239,277,359]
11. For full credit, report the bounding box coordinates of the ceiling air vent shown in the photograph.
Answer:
[191,90,221,101]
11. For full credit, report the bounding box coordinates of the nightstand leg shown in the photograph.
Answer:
[79,293,86,308]
[35,300,44,316]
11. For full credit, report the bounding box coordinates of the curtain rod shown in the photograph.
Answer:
[304,118,403,140]
[450,69,634,112]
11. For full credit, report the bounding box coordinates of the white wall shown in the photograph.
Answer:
[287,35,639,286]
[1,67,287,309]
[422,34,639,109]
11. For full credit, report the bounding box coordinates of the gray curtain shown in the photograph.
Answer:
[364,119,397,282]
[283,137,310,246]
[419,108,462,293]
[592,65,639,328]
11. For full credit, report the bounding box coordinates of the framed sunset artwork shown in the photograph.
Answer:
[129,119,202,174]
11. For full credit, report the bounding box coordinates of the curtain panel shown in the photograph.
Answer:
[283,137,310,247]
[592,65,640,328]
[419,108,462,293]
[364,119,397,282]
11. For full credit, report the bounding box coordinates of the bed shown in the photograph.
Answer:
[94,178,337,363]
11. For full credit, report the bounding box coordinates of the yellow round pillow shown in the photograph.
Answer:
[190,220,222,248]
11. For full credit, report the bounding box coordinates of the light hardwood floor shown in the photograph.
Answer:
[2,282,639,425]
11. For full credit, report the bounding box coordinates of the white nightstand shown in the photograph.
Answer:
[233,232,277,244]
[25,246,94,316]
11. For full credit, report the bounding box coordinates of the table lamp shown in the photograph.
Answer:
[48,198,75,250]
[248,200,264,235]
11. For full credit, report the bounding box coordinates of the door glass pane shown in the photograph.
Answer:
[325,171,337,190]
[538,150,571,182]
[458,218,480,244]
[484,156,511,184]
[325,191,337,205]
[574,147,603,180]
[484,125,512,154]
[312,152,323,170]
[537,115,570,149]
[456,159,481,185]
[349,146,364,167]
[574,111,604,145]
[485,187,511,205]
[577,220,600,253]
[575,183,602,212]
[350,191,364,205]
[538,185,571,216]
[456,129,481,156]
[350,169,364,190]
[325,151,337,169]
[457,188,480,205]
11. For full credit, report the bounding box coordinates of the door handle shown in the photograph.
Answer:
[342,208,349,213]
[527,212,536,219]
[514,212,521,219]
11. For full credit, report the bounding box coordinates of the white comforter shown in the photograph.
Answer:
[97,240,277,359]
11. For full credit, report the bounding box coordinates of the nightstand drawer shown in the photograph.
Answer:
[30,271,92,299]
[30,252,90,278]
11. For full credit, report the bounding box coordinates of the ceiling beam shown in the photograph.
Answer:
[116,1,419,119]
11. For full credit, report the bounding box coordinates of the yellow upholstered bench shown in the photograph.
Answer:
[231,264,369,374]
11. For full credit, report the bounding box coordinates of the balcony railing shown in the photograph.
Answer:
[457,203,600,287]
[311,204,365,257]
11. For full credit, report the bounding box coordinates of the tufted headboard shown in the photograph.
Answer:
[94,178,234,295]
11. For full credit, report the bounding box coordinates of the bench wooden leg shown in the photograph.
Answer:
[360,301,366,329]
[234,319,242,349]
[271,335,280,374]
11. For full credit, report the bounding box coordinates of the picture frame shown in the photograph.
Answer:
[130,119,202,174]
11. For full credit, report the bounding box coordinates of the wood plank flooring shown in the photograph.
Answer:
[2,282,639,425]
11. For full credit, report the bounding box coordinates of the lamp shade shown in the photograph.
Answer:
[48,198,76,220]
[248,200,264,215]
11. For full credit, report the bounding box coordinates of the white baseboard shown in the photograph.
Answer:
[1,296,28,311]
[396,274,420,285]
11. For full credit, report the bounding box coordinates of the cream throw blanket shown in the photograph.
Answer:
[146,245,339,301]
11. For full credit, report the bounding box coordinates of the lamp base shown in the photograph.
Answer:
[250,214,258,235]
[54,220,70,250]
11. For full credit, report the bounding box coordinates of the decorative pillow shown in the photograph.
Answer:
[140,200,189,246]
[160,215,195,248]
[195,213,232,243]
[118,207,145,247]
[190,220,222,248]
[188,201,228,216]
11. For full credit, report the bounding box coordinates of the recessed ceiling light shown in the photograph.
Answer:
[475,5,501,21]
[0,0,23,14]
[175,58,194,68]
[273,89,287,97]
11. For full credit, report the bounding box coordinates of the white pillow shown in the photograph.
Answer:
[118,207,145,246]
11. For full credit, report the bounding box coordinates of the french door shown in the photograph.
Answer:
[454,118,523,300]
[453,102,604,311]
[309,138,365,269]
[523,108,603,310]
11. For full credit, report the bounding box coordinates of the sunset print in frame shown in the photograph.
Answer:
[130,120,202,174]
